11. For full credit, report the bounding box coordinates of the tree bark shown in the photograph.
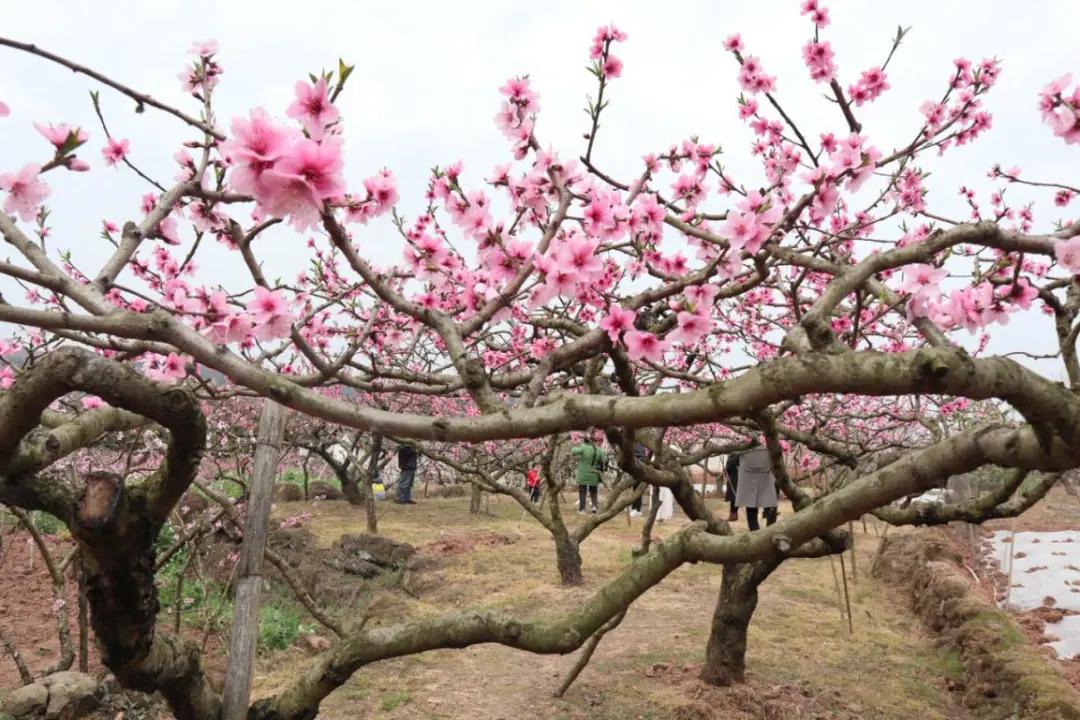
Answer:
[554,531,583,586]
[469,484,483,514]
[700,560,779,686]
[221,401,287,720]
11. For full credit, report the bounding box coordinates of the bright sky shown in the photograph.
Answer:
[0,1,1077,377]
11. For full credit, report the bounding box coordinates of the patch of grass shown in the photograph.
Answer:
[258,600,307,651]
[940,649,965,678]
[30,510,66,536]
[379,691,412,712]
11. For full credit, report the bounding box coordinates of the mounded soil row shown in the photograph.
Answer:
[873,530,1080,720]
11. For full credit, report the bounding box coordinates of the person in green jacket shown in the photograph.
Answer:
[572,431,607,514]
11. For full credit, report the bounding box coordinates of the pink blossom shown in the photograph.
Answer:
[102,138,130,166]
[602,56,623,79]
[286,77,339,141]
[722,34,743,52]
[0,164,50,222]
[259,138,345,230]
[599,306,636,343]
[82,396,104,410]
[34,122,88,148]
[189,39,219,57]
[901,264,947,295]
[721,211,771,253]
[245,286,293,340]
[0,101,8,117]
[668,311,711,345]
[624,330,669,362]
[1055,237,1080,274]
[221,108,300,199]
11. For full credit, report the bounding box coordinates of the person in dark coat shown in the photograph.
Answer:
[395,443,419,504]
[629,441,651,516]
[724,453,741,522]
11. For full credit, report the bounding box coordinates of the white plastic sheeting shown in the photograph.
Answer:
[988,530,1080,660]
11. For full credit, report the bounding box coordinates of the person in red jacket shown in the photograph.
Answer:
[526,467,542,503]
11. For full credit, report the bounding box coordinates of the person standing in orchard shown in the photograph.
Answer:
[572,430,607,514]
[526,466,542,503]
[725,452,741,522]
[629,441,651,517]
[735,443,778,531]
[395,442,419,505]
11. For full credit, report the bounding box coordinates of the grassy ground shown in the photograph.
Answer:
[249,491,976,720]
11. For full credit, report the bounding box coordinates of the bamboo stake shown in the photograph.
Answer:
[849,521,858,585]
[839,553,854,635]
[828,555,846,623]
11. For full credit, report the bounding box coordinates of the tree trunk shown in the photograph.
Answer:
[339,468,362,506]
[469,484,483,514]
[553,531,583,586]
[700,561,778,686]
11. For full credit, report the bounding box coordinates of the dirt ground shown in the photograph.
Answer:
[0,530,102,688]
[4,485,1078,719]
[254,494,977,720]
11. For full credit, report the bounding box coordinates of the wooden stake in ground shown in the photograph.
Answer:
[839,553,854,635]
[221,401,288,720]
[849,520,858,585]
[828,554,846,623]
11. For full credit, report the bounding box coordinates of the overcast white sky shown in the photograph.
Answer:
[1,1,1077,377]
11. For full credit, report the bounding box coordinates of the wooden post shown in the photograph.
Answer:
[849,520,857,585]
[364,433,382,533]
[220,401,288,720]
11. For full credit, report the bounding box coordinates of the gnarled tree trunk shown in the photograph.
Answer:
[700,560,779,686]
[553,530,583,586]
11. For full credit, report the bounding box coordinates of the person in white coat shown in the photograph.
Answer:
[656,485,675,522]
[734,443,778,531]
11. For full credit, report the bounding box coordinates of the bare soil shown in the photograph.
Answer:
[3,486,1077,718]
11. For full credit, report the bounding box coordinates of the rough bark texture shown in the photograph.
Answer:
[554,532,583,586]
[700,560,780,686]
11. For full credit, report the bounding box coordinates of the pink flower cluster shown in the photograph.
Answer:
[1039,74,1080,145]
[906,268,1039,333]
[143,352,188,383]
[802,41,836,83]
[848,67,889,106]
[590,24,627,79]
[737,55,777,95]
[178,40,223,95]
[800,0,830,27]
[721,190,781,254]
[495,77,539,159]
[222,103,344,231]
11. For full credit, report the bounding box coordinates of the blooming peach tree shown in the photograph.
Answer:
[0,4,1079,717]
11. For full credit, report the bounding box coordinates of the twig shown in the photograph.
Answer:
[554,609,627,698]
[0,36,224,139]
[0,628,33,685]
